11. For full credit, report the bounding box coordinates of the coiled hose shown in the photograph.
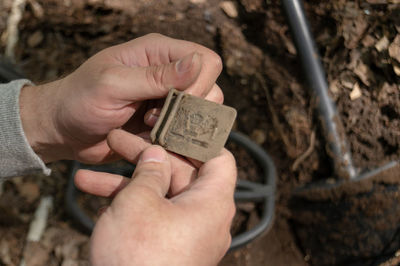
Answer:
[66,131,276,249]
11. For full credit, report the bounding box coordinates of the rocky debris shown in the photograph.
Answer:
[239,0,264,13]
[389,35,400,63]
[23,241,50,266]
[250,129,267,145]
[17,181,40,204]
[219,22,263,77]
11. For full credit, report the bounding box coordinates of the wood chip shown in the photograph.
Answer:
[329,79,340,94]
[389,35,400,63]
[350,83,362,100]
[375,36,389,52]
[190,0,206,4]
[27,30,43,47]
[29,0,44,19]
[220,1,238,18]
[27,196,53,242]
[354,61,371,86]
[393,65,400,76]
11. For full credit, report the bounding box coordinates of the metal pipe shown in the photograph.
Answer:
[282,0,357,179]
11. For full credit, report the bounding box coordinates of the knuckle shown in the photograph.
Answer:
[146,66,166,93]
[99,66,119,87]
[215,87,224,103]
[228,203,237,221]
[145,33,164,39]
[226,150,236,165]
[226,234,232,250]
[210,52,223,72]
[134,167,164,180]
[120,185,159,206]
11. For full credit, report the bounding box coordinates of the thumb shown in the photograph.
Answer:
[116,52,202,101]
[125,145,172,198]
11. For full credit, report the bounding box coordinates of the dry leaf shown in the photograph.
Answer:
[375,36,389,52]
[389,35,400,63]
[350,83,362,100]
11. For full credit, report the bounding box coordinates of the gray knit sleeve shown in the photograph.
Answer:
[0,79,51,178]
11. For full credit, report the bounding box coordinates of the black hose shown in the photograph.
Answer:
[66,162,136,233]
[66,162,95,234]
[0,56,25,82]
[66,131,277,249]
[229,131,276,249]
[282,0,357,179]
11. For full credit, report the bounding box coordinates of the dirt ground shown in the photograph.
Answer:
[0,0,400,265]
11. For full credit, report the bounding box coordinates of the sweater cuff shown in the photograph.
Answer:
[0,79,51,178]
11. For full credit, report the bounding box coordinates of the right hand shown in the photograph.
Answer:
[75,134,237,266]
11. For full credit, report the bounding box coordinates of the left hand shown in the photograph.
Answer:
[19,33,224,165]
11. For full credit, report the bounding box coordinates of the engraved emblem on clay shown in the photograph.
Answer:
[150,89,237,162]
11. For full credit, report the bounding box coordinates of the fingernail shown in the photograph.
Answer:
[140,146,167,163]
[176,52,197,74]
[144,109,160,126]
[147,113,159,124]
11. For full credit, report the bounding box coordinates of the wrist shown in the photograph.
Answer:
[19,81,65,163]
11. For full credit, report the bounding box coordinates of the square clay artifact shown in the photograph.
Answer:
[150,89,237,162]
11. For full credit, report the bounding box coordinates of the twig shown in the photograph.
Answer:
[255,73,295,157]
[26,196,53,241]
[0,180,3,197]
[3,0,27,61]
[19,196,53,266]
[292,130,316,171]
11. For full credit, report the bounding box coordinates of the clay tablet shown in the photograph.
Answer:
[150,89,237,162]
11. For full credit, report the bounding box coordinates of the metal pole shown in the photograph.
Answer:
[282,0,357,179]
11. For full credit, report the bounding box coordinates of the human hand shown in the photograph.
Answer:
[19,33,223,164]
[75,136,237,266]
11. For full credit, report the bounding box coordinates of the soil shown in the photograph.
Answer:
[0,0,400,265]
